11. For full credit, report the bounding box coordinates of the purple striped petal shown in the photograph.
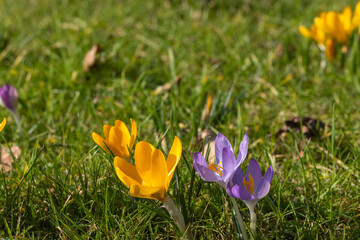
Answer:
[226,180,235,197]
[231,183,255,201]
[231,164,246,186]
[254,166,273,199]
[221,147,236,182]
[215,133,233,165]
[236,133,248,165]
[246,158,262,187]
[193,152,222,182]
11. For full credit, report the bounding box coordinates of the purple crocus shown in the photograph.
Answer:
[0,84,18,112]
[193,133,249,188]
[193,133,250,240]
[226,158,273,237]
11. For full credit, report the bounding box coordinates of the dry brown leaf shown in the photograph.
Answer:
[1,146,21,172]
[199,129,216,163]
[83,45,101,72]
[160,135,168,153]
[153,76,182,99]
[153,83,172,95]
[203,140,216,163]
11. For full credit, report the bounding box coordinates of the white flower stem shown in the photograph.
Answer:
[249,208,257,238]
[11,111,22,132]
[230,197,248,240]
[163,195,193,240]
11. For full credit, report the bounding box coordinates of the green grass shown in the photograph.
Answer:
[0,0,359,239]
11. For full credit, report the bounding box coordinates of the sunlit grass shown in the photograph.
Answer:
[0,0,359,239]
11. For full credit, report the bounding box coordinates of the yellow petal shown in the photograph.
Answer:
[326,12,347,43]
[352,2,360,29]
[129,185,166,201]
[325,38,336,61]
[299,25,311,38]
[129,118,137,150]
[109,126,130,157]
[314,16,325,29]
[320,11,327,21]
[134,141,154,184]
[0,117,6,132]
[115,119,124,128]
[92,132,123,156]
[311,25,325,45]
[103,125,112,140]
[92,132,107,151]
[150,148,167,187]
[355,1,360,16]
[166,136,182,189]
[114,120,131,146]
[109,126,122,145]
[114,156,142,187]
[341,6,352,32]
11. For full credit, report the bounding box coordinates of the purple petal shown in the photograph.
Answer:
[236,133,248,165]
[225,180,235,197]
[0,84,18,112]
[231,183,255,201]
[246,158,262,187]
[254,166,273,199]
[221,147,236,182]
[231,165,246,186]
[215,133,233,165]
[193,152,222,182]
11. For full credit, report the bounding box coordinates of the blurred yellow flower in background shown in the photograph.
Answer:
[299,2,360,60]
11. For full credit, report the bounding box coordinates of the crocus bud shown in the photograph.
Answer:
[0,84,18,112]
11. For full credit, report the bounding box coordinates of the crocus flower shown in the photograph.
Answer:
[299,2,360,60]
[0,117,6,132]
[92,118,137,159]
[0,85,21,130]
[193,133,249,240]
[0,84,18,113]
[227,158,273,237]
[114,136,182,201]
[193,133,248,188]
[114,136,193,239]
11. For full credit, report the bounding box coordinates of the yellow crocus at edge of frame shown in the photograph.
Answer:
[0,117,6,132]
[114,136,182,201]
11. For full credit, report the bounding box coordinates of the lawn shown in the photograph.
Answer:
[0,0,359,239]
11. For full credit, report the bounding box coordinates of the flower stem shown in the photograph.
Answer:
[11,111,22,132]
[230,197,248,240]
[249,208,257,238]
[163,195,193,240]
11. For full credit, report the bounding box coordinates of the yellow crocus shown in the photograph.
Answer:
[92,118,137,159]
[299,3,360,61]
[0,117,6,132]
[299,17,326,46]
[114,136,182,201]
